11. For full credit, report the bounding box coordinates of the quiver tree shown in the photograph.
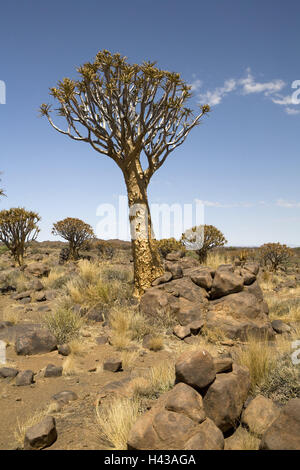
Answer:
[52,217,95,260]
[259,242,293,272]
[40,50,210,295]
[181,224,227,263]
[0,208,40,265]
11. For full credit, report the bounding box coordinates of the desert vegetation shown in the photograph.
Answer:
[181,224,227,262]
[0,208,40,265]
[0,47,299,452]
[40,50,210,295]
[52,218,95,261]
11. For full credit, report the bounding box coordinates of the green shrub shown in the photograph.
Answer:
[44,306,83,344]
[156,238,184,258]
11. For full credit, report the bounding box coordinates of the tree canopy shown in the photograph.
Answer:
[181,224,227,262]
[52,217,95,260]
[0,208,40,265]
[40,50,210,182]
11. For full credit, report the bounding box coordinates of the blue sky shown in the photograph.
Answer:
[0,0,300,246]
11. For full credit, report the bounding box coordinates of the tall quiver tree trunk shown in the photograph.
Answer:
[124,161,163,296]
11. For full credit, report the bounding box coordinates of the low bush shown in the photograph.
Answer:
[43,306,83,344]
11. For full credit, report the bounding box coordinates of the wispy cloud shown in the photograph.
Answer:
[197,199,300,209]
[285,107,300,115]
[193,68,300,115]
[189,78,202,92]
[239,68,285,96]
[276,199,300,208]
[199,200,254,208]
[197,79,237,106]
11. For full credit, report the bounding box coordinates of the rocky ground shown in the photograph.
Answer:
[0,242,300,450]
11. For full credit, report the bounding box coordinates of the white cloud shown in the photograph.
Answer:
[194,68,300,114]
[239,69,285,96]
[198,199,300,209]
[199,200,254,208]
[189,78,202,92]
[272,95,296,106]
[285,107,300,115]
[276,199,300,208]
[198,79,237,106]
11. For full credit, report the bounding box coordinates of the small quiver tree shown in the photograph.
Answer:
[0,208,40,265]
[52,217,95,260]
[40,50,210,295]
[259,242,293,272]
[181,224,227,263]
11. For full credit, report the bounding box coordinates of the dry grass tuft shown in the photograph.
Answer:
[14,410,47,449]
[133,360,175,398]
[95,396,141,449]
[201,324,230,344]
[69,338,87,356]
[65,260,132,309]
[62,356,81,376]
[257,353,300,403]
[236,334,277,392]
[43,306,83,344]
[228,427,260,450]
[120,349,140,369]
[2,308,21,325]
[109,307,151,350]
[42,266,69,290]
[204,251,230,270]
[146,335,164,351]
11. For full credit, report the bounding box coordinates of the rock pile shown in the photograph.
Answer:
[140,253,277,340]
[128,348,300,450]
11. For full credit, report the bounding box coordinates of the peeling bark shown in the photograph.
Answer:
[124,162,163,296]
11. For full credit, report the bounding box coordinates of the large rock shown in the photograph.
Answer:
[103,358,122,372]
[24,416,57,450]
[271,319,292,334]
[241,395,280,437]
[16,370,34,386]
[175,349,216,391]
[127,383,223,450]
[165,262,183,280]
[207,290,274,341]
[189,268,213,290]
[165,251,185,262]
[176,298,205,326]
[213,357,233,374]
[165,277,208,304]
[260,398,300,450]
[0,367,19,378]
[15,328,57,355]
[202,364,251,432]
[243,262,259,276]
[44,364,63,378]
[184,418,224,450]
[210,268,244,299]
[165,382,206,423]
[152,272,173,286]
[139,287,178,319]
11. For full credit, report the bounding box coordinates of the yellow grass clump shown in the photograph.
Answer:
[95,396,141,450]
[236,334,277,392]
